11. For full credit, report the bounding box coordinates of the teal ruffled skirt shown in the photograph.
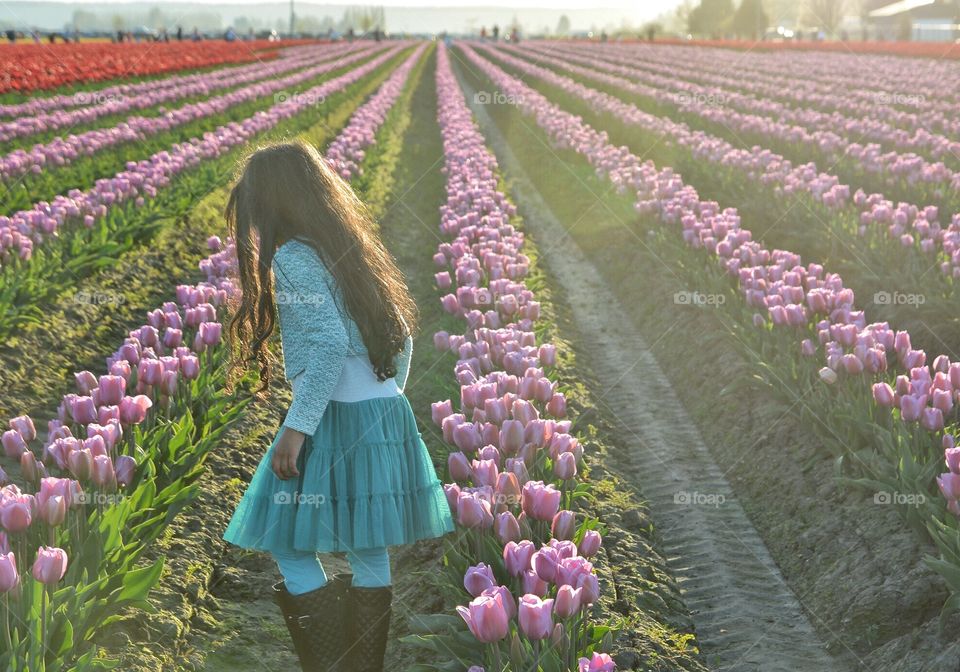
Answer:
[222,394,455,553]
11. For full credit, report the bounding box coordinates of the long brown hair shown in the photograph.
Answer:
[225,140,417,395]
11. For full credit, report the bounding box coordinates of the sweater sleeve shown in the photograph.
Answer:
[273,244,350,436]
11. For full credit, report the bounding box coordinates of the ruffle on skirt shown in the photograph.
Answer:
[222,394,455,553]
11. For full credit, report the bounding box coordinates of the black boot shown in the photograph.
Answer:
[344,584,393,672]
[273,573,351,671]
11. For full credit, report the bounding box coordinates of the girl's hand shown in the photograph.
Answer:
[272,427,306,480]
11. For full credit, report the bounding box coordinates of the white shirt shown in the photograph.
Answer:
[291,354,401,403]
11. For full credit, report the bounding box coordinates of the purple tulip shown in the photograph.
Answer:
[464,563,497,597]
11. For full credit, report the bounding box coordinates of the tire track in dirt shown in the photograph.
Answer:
[458,70,845,672]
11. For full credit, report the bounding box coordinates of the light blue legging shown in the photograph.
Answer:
[273,547,391,595]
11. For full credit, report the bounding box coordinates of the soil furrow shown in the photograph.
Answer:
[459,74,845,672]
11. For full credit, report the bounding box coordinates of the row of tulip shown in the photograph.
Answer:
[0,39,306,95]
[0,233,244,670]
[0,44,404,268]
[399,42,616,672]
[539,41,960,165]
[521,41,960,188]
[325,43,427,180]
[0,45,431,668]
[458,42,960,621]
[0,43,336,120]
[651,37,960,65]
[577,41,960,137]
[0,42,371,176]
[479,44,960,288]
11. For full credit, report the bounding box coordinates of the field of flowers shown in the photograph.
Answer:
[1,31,958,672]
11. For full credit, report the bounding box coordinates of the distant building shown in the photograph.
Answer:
[868,0,960,41]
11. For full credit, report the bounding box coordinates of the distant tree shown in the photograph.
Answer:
[641,21,662,40]
[555,14,571,36]
[804,0,845,36]
[732,0,767,39]
[71,9,96,31]
[146,7,165,30]
[688,0,735,37]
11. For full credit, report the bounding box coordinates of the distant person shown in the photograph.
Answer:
[192,27,200,41]
[510,27,519,43]
[480,26,487,40]
[492,24,499,41]
[600,30,607,42]
[225,27,237,42]
[6,29,15,44]
[176,25,183,41]
[346,27,355,42]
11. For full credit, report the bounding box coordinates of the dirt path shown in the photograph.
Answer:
[459,78,845,672]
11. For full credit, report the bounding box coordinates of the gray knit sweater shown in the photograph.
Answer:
[272,238,412,435]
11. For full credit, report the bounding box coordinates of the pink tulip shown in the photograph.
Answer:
[0,552,18,593]
[578,652,616,672]
[9,416,36,442]
[115,455,136,487]
[579,530,602,558]
[118,395,153,425]
[553,452,577,480]
[74,371,98,395]
[899,394,927,423]
[503,540,536,577]
[180,355,201,380]
[522,568,548,597]
[551,510,576,541]
[91,455,117,491]
[457,492,493,528]
[518,595,554,640]
[448,452,472,481]
[453,423,483,453]
[0,498,32,533]
[97,375,126,405]
[554,584,583,618]
[921,407,944,432]
[872,383,895,408]
[521,481,561,521]
[1,430,27,459]
[495,511,521,544]
[946,448,960,475]
[456,592,510,643]
[39,495,67,527]
[546,393,567,418]
[938,473,960,500]
[32,546,68,585]
[431,400,453,426]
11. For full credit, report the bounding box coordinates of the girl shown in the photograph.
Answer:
[221,141,455,672]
